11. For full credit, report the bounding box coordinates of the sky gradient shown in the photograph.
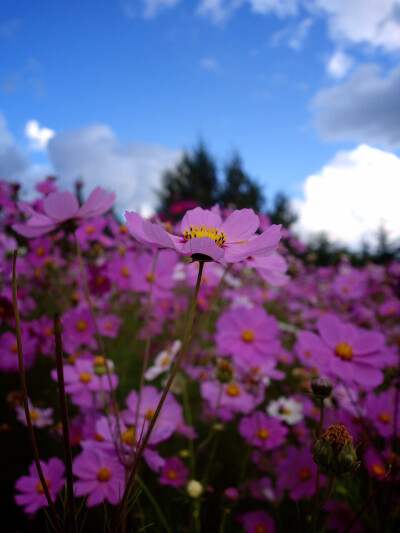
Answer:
[1,0,400,248]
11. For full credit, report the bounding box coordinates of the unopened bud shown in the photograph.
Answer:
[215,358,234,383]
[310,378,333,399]
[311,423,360,478]
[186,480,203,499]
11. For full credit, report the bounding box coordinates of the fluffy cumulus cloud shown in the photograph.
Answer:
[314,0,400,51]
[312,64,400,147]
[0,111,30,180]
[24,120,55,151]
[293,144,400,248]
[326,49,354,79]
[47,124,182,216]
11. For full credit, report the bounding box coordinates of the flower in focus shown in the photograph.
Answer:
[125,207,281,264]
[14,458,65,513]
[13,186,115,238]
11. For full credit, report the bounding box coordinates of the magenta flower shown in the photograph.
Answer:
[159,457,189,488]
[73,448,125,506]
[276,445,321,500]
[125,207,281,264]
[364,388,400,438]
[215,305,280,366]
[14,458,65,514]
[238,411,288,450]
[242,509,275,533]
[13,186,115,238]
[296,313,396,388]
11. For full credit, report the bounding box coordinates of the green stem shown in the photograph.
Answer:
[12,251,62,533]
[54,314,78,533]
[111,261,205,532]
[311,397,325,533]
[218,507,229,533]
[311,475,335,532]
[181,372,196,476]
[137,475,172,533]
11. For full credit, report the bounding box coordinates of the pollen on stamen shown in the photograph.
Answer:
[183,224,226,247]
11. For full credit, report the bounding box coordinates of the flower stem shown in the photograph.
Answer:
[54,313,78,533]
[311,397,324,533]
[110,261,205,532]
[12,250,62,533]
[137,475,172,533]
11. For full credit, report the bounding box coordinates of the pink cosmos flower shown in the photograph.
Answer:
[125,207,281,264]
[364,388,400,438]
[15,398,53,428]
[295,313,396,388]
[14,457,65,514]
[13,186,115,238]
[276,445,321,500]
[238,411,288,451]
[215,305,280,367]
[159,457,189,488]
[200,380,263,421]
[72,448,125,506]
[242,509,275,533]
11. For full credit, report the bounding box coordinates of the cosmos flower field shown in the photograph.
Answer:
[0,177,399,532]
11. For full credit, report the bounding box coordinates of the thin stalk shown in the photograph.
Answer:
[54,314,78,533]
[111,261,205,532]
[133,249,159,444]
[196,383,223,453]
[218,508,229,533]
[181,372,196,476]
[342,467,391,533]
[12,250,62,533]
[74,235,123,456]
[137,475,172,533]
[311,475,335,532]
[311,397,324,533]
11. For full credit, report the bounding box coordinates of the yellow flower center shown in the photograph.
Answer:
[144,408,155,420]
[35,478,50,493]
[334,342,353,360]
[97,467,111,482]
[94,356,105,366]
[298,466,311,480]
[119,224,127,234]
[225,383,240,397]
[121,427,135,446]
[183,224,226,247]
[121,266,129,277]
[79,371,92,383]
[378,412,390,424]
[371,463,385,477]
[279,406,292,415]
[36,245,45,256]
[85,225,94,234]
[146,272,154,282]
[256,428,269,440]
[76,320,87,332]
[160,355,170,366]
[167,469,177,479]
[30,409,39,421]
[254,524,267,533]
[241,329,255,342]
[94,432,105,442]
[10,342,18,353]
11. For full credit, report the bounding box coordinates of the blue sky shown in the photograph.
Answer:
[1,0,400,247]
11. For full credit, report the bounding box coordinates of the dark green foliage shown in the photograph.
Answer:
[267,191,297,228]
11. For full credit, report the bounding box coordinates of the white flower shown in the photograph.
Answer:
[266,396,303,425]
[144,340,182,381]
[186,480,203,499]
[15,399,54,428]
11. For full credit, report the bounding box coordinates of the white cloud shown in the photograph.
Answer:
[197,0,244,23]
[121,0,181,19]
[197,0,299,22]
[0,111,30,180]
[200,57,219,70]
[312,63,400,147]
[314,0,400,51]
[293,144,400,249]
[24,120,55,151]
[326,49,354,79]
[248,0,299,17]
[47,124,182,215]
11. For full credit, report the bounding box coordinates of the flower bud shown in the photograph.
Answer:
[310,378,333,399]
[215,358,234,383]
[186,480,204,499]
[311,423,360,478]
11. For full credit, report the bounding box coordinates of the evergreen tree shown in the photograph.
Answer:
[220,153,265,212]
[268,192,297,228]
[158,142,219,217]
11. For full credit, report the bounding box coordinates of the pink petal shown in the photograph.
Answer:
[352,331,385,354]
[223,225,282,263]
[125,210,175,248]
[43,191,79,221]
[180,207,222,235]
[180,237,225,262]
[221,209,259,242]
[77,187,115,218]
